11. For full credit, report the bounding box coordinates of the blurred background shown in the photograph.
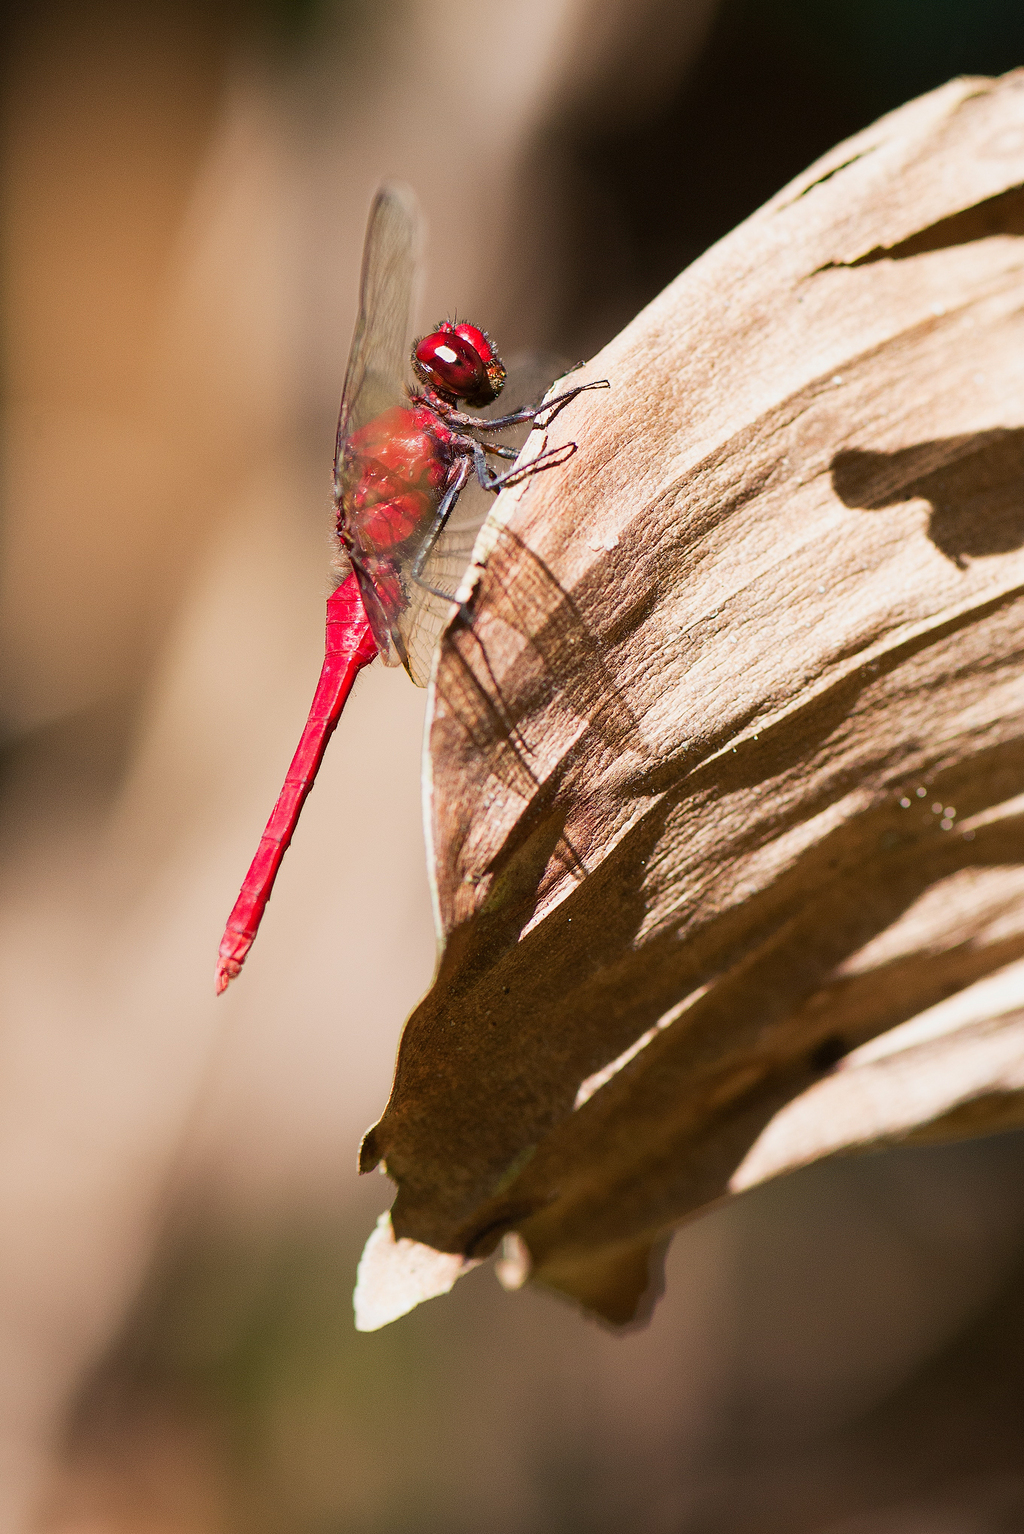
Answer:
[3,1,1024,1529]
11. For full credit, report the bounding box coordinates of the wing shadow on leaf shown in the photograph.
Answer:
[831,429,1024,567]
[438,524,647,773]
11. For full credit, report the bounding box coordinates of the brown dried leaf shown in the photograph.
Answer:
[357,72,1024,1328]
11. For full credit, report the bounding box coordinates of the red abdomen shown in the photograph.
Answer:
[339,404,450,550]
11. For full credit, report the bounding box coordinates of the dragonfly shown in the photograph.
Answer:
[216,184,606,993]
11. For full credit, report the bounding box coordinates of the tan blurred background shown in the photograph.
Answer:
[4,1,1024,1529]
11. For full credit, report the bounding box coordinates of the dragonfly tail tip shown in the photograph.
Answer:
[215,933,250,995]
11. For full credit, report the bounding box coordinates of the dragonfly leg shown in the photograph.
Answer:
[465,378,610,433]
[419,378,609,434]
[471,437,577,492]
[531,377,610,428]
[410,457,472,598]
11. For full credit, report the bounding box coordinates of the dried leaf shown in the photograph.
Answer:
[360,72,1024,1326]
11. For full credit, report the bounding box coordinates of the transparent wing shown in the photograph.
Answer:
[397,354,571,687]
[334,184,420,481]
[395,480,491,688]
[334,185,423,670]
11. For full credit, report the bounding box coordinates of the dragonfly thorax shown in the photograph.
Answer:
[338,404,451,553]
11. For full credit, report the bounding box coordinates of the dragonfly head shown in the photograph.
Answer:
[412,320,506,408]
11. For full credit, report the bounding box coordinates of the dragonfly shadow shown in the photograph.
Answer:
[830,429,1024,568]
[429,524,650,930]
[436,523,646,798]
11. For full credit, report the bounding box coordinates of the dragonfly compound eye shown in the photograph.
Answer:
[412,321,506,407]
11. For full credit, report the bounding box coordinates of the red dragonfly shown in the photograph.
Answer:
[216,185,604,993]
